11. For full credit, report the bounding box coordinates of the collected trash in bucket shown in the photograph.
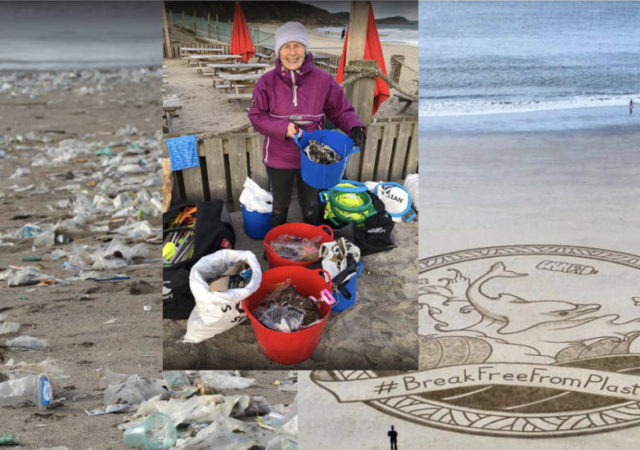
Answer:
[302,140,341,164]
[185,250,262,344]
[0,373,53,408]
[294,129,359,189]
[268,234,322,262]
[242,266,334,364]
[239,177,273,240]
[252,282,332,333]
[318,237,363,311]
[264,223,334,268]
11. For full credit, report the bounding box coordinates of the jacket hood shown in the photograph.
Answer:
[275,53,315,86]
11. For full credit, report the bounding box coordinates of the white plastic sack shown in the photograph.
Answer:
[239,177,272,213]
[404,173,419,211]
[184,250,262,343]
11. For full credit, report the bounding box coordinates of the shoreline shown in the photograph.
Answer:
[420,104,640,135]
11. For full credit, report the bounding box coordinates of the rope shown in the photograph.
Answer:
[340,66,418,102]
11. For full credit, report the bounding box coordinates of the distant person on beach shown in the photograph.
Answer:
[388,425,398,450]
[630,99,634,116]
[341,27,346,39]
[248,21,365,226]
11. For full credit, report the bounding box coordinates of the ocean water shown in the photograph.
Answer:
[419,2,640,118]
[314,24,419,46]
[0,2,160,72]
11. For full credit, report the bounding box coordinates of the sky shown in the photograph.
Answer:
[303,1,419,21]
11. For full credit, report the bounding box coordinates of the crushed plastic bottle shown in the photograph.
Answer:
[162,371,191,393]
[122,412,177,449]
[0,373,53,408]
[5,335,48,351]
[0,321,20,335]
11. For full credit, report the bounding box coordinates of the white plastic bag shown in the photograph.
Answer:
[239,177,272,213]
[184,250,262,343]
[404,173,419,211]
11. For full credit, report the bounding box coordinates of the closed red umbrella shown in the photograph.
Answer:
[230,2,254,63]
[336,2,390,117]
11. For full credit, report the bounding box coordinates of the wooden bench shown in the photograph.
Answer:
[254,52,270,62]
[226,93,253,101]
[394,92,416,113]
[162,95,182,134]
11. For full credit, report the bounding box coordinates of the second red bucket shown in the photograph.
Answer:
[264,223,334,268]
[242,266,332,365]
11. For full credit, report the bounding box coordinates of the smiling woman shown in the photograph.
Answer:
[248,21,365,227]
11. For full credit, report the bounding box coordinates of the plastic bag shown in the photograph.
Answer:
[404,173,419,211]
[239,177,272,213]
[253,306,305,333]
[103,375,166,406]
[184,250,262,343]
[5,336,48,351]
[196,371,255,390]
[269,235,321,262]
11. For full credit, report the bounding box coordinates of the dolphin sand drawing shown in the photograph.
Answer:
[466,262,601,334]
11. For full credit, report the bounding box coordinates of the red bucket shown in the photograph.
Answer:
[264,223,334,268]
[242,266,332,365]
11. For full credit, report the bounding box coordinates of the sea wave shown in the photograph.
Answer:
[314,25,418,46]
[420,94,640,117]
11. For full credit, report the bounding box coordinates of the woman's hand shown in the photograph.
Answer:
[286,123,302,140]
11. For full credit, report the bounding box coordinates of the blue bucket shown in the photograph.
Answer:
[241,205,272,240]
[294,130,360,189]
[332,262,364,312]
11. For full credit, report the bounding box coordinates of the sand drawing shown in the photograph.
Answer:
[313,245,640,437]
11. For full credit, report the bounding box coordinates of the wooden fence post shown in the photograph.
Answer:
[207,12,211,38]
[390,54,405,84]
[346,1,369,62]
[162,2,173,58]
[344,60,377,126]
[344,2,375,125]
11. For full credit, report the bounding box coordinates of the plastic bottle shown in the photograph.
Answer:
[0,374,53,408]
[122,412,177,449]
[5,335,48,351]
[162,370,191,392]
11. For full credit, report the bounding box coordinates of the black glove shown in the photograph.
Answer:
[350,126,366,149]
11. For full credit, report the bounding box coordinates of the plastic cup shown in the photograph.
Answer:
[122,413,177,449]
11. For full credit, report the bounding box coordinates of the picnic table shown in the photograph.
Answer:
[162,95,182,134]
[218,73,262,101]
[206,63,269,87]
[187,54,242,69]
[180,47,223,58]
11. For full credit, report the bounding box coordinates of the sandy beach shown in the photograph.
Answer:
[0,68,299,448]
[419,121,640,257]
[0,69,165,447]
[163,21,418,136]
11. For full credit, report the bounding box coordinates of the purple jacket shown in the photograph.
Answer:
[248,53,363,169]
